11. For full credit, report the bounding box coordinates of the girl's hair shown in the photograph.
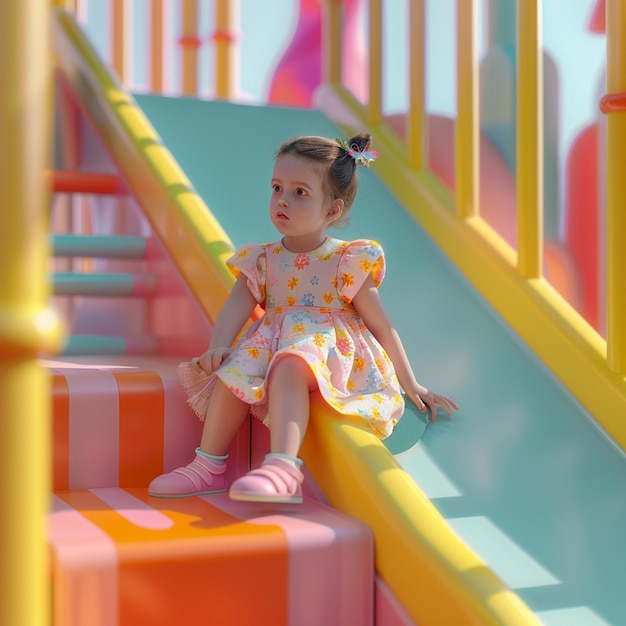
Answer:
[275,132,373,228]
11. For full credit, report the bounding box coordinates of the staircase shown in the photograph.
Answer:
[46,168,374,624]
[48,167,208,358]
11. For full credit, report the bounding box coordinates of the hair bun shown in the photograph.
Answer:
[340,132,377,169]
[348,132,373,154]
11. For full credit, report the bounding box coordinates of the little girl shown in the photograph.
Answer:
[149,132,458,503]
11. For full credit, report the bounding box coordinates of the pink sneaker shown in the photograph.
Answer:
[229,454,304,504]
[148,448,227,497]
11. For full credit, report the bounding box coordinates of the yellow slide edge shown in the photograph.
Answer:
[302,395,541,626]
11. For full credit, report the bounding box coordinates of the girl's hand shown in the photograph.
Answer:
[192,348,233,375]
[406,387,459,423]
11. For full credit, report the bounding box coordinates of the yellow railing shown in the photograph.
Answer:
[322,0,626,451]
[52,0,239,100]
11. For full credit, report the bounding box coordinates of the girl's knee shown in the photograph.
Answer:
[270,355,316,388]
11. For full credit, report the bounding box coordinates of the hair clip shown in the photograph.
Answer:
[335,137,379,168]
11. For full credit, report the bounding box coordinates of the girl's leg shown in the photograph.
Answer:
[266,355,316,456]
[199,378,250,455]
[229,355,315,504]
[149,379,249,497]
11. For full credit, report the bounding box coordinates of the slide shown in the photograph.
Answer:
[134,94,626,626]
[50,10,625,625]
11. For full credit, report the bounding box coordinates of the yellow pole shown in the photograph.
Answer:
[0,2,61,625]
[150,0,164,93]
[407,0,426,170]
[323,0,342,86]
[456,0,479,218]
[516,0,543,278]
[215,0,239,100]
[605,0,626,374]
[181,0,199,96]
[368,0,383,126]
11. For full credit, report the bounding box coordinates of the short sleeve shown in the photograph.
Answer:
[337,239,386,303]
[226,244,267,304]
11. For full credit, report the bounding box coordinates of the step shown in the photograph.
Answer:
[52,170,126,195]
[46,354,326,494]
[49,489,373,626]
[51,234,147,259]
[46,355,251,491]
[51,272,157,297]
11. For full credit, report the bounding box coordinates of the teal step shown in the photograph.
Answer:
[51,234,147,259]
[61,335,158,355]
[52,272,156,297]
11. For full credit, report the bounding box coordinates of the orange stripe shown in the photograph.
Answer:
[56,490,289,625]
[52,372,70,492]
[114,371,165,487]
[51,169,125,194]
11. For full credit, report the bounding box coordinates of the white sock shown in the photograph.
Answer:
[195,447,228,464]
[266,452,302,468]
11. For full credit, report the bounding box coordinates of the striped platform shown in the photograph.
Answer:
[50,489,373,626]
[46,356,374,625]
[47,356,212,490]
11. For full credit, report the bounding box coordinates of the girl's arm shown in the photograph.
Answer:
[195,273,258,373]
[352,274,458,422]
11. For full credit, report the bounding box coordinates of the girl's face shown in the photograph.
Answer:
[270,153,342,252]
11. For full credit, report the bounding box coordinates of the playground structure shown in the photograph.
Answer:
[2,1,626,625]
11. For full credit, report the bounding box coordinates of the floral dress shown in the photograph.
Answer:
[211,237,404,439]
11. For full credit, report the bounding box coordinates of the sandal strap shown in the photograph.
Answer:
[173,465,206,490]
[254,456,304,495]
[173,455,225,490]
